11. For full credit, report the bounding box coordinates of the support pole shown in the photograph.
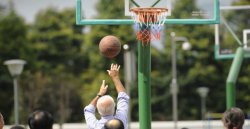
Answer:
[201,97,206,121]
[226,47,244,108]
[13,77,19,125]
[171,33,178,129]
[138,28,151,129]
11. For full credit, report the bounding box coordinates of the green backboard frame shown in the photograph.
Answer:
[214,6,250,60]
[76,0,220,25]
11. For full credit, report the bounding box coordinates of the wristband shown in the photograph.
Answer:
[97,94,103,97]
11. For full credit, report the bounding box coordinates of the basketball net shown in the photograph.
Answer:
[130,8,168,46]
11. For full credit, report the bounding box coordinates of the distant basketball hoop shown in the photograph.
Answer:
[130,7,168,46]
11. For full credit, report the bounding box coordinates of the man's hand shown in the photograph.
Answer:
[0,113,4,129]
[89,80,108,107]
[107,64,120,79]
[98,80,108,96]
[107,64,126,93]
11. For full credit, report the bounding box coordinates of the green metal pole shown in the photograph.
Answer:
[226,82,236,108]
[76,0,81,25]
[138,28,151,129]
[226,47,244,109]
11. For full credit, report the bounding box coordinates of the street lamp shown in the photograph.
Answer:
[170,32,191,129]
[4,59,26,125]
[123,44,136,129]
[123,44,136,89]
[197,87,209,121]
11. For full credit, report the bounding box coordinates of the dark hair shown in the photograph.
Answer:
[28,110,54,129]
[104,118,124,129]
[10,125,25,129]
[222,107,245,129]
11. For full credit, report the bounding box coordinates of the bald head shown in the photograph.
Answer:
[28,110,53,129]
[104,118,124,129]
[97,95,115,116]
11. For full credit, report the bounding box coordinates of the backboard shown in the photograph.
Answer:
[124,0,171,16]
[76,0,219,25]
[243,29,250,49]
[125,0,217,19]
[214,6,250,60]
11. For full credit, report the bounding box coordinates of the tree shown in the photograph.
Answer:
[1,0,249,124]
[0,4,6,17]
[0,6,30,123]
[20,7,85,123]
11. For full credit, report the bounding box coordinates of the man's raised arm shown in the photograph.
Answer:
[107,64,126,93]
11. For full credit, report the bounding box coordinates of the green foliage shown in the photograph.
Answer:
[30,8,85,73]
[24,8,85,123]
[0,11,29,60]
[0,10,30,124]
[1,0,250,124]
[0,7,86,124]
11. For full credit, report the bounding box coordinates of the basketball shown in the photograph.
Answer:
[99,35,121,58]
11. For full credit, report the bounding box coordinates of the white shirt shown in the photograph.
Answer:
[84,92,129,129]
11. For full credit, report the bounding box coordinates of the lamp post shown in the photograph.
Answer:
[123,44,136,129]
[123,44,136,92]
[197,87,209,121]
[4,59,26,125]
[170,32,191,129]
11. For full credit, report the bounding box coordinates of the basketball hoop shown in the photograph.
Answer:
[130,7,168,46]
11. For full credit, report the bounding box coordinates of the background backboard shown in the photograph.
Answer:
[243,29,250,49]
[215,6,250,59]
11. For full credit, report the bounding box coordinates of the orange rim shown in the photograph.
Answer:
[130,7,168,46]
[130,7,168,14]
[130,7,168,23]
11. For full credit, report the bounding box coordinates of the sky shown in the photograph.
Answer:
[0,0,234,23]
[0,0,98,23]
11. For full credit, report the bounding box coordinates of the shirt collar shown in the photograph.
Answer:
[101,115,114,120]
